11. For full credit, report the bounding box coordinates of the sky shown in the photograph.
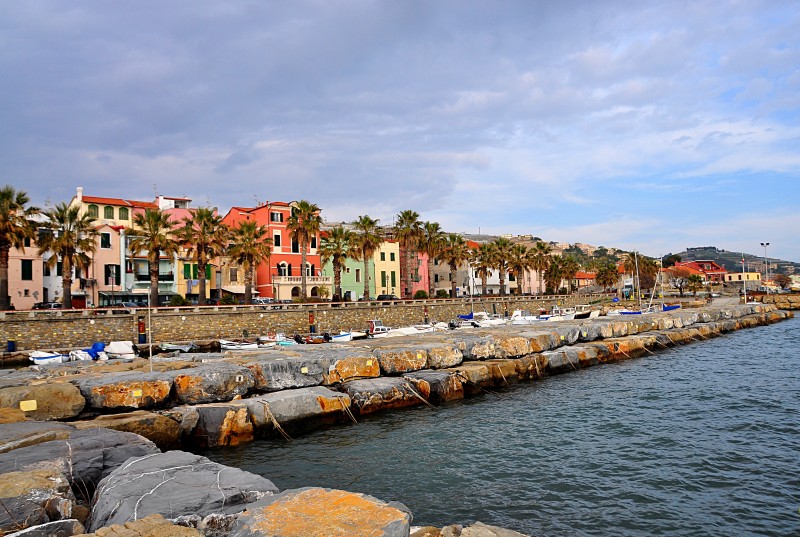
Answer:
[2,1,799,262]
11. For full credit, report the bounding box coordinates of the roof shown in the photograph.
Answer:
[81,196,158,209]
[574,271,596,279]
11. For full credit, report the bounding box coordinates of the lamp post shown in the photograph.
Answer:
[760,242,770,293]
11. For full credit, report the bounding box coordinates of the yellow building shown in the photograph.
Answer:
[374,240,400,296]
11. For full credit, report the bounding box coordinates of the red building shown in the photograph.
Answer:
[674,260,728,283]
[221,202,328,300]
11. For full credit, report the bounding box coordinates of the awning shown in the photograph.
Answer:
[222,285,248,294]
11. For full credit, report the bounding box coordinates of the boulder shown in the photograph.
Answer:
[373,347,428,375]
[245,387,351,429]
[342,378,425,415]
[171,364,255,404]
[421,344,463,369]
[521,331,557,353]
[322,353,381,384]
[74,372,173,410]
[78,514,199,536]
[440,521,530,536]
[242,354,326,392]
[403,370,464,403]
[4,519,85,537]
[71,411,181,451]
[0,382,85,421]
[446,362,493,395]
[0,421,75,454]
[230,487,411,537]
[492,336,530,359]
[450,335,496,361]
[0,469,76,535]
[88,451,277,532]
[0,407,28,424]
[189,402,253,448]
[0,428,159,502]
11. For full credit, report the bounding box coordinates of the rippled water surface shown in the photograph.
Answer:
[208,317,800,536]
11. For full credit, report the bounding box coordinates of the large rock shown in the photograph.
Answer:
[342,377,425,415]
[189,402,254,448]
[74,372,173,410]
[0,421,75,454]
[438,521,530,536]
[0,468,77,535]
[171,364,255,404]
[230,487,411,537]
[0,428,159,502]
[88,451,277,532]
[0,382,86,421]
[241,354,327,392]
[72,411,181,451]
[373,347,428,375]
[450,335,496,361]
[77,514,199,536]
[244,387,353,433]
[322,352,381,385]
[5,519,85,536]
[403,370,464,404]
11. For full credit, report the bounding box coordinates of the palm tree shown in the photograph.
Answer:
[37,203,98,309]
[637,256,659,295]
[561,255,581,293]
[319,226,355,301]
[507,244,532,296]
[439,233,470,298]
[352,215,382,300]
[687,274,705,296]
[595,262,619,291]
[177,207,228,305]
[529,241,552,295]
[0,186,39,310]
[470,243,495,297]
[419,221,445,298]
[227,221,272,305]
[127,208,180,307]
[544,255,565,294]
[393,210,422,299]
[287,200,322,301]
[491,237,513,296]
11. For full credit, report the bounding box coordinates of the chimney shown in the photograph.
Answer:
[76,186,83,203]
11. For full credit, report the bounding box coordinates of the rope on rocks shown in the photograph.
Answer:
[260,401,292,441]
[404,381,435,408]
[338,396,358,424]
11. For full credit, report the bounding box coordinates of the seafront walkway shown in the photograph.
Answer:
[0,302,792,536]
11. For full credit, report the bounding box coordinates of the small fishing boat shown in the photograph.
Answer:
[573,305,601,320]
[366,320,391,338]
[219,339,259,351]
[662,304,681,312]
[105,341,138,360]
[330,332,353,343]
[29,350,70,365]
[160,342,196,353]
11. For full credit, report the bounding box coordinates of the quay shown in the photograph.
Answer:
[0,303,793,536]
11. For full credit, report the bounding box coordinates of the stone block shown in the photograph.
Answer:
[230,487,411,537]
[243,354,326,392]
[5,518,85,536]
[373,347,428,375]
[450,335,496,361]
[244,387,352,432]
[403,370,464,403]
[0,421,75,454]
[171,364,255,404]
[0,469,76,535]
[321,352,381,384]
[88,451,277,532]
[72,411,181,451]
[191,402,253,448]
[342,378,425,415]
[0,382,85,421]
[74,372,173,410]
[492,336,530,359]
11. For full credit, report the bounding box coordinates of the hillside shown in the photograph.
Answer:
[676,246,798,275]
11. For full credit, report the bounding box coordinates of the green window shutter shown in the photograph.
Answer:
[192,265,198,279]
[391,271,396,287]
[206,265,211,279]
[381,271,387,286]
[183,264,191,279]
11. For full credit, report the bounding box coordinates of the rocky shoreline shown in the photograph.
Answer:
[0,304,792,536]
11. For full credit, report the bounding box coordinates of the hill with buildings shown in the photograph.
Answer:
[675,246,798,276]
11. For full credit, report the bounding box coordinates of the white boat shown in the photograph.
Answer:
[509,309,545,325]
[573,305,601,319]
[29,350,69,365]
[330,331,353,343]
[219,339,259,351]
[160,342,196,353]
[546,306,576,321]
[367,320,391,338]
[472,312,507,327]
[106,341,138,360]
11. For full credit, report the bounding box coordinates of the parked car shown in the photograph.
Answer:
[32,302,62,310]
[376,294,400,301]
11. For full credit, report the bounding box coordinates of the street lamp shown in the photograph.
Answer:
[760,242,770,293]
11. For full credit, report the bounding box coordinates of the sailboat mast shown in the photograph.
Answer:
[742,253,747,303]
[634,250,641,310]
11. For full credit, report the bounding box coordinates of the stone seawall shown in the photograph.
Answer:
[0,303,791,537]
[756,293,800,310]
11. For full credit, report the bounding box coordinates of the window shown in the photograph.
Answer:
[87,204,99,217]
[346,267,351,274]
[119,207,129,220]
[390,271,396,287]
[434,274,439,283]
[355,268,361,283]
[287,264,292,276]
[273,234,281,247]
[23,289,29,297]
[381,271,387,287]
[21,260,33,281]
[291,239,299,253]
[104,265,120,285]
[380,252,385,261]
[229,268,238,282]
[270,212,283,223]
[24,237,31,248]
[104,206,114,219]
[277,263,287,276]
[100,233,111,249]
[43,261,50,277]
[390,253,395,262]
[311,237,316,249]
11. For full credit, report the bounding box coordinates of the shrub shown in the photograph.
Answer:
[413,290,428,299]
[220,295,237,305]
[435,289,449,298]
[168,295,189,306]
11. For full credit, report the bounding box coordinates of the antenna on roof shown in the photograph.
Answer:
[152,184,158,199]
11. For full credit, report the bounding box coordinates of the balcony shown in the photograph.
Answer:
[134,273,175,282]
[272,275,331,285]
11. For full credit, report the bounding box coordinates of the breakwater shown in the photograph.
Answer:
[0,303,792,536]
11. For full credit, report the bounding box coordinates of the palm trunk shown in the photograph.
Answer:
[244,266,253,304]
[0,248,9,310]
[362,256,370,300]
[300,241,308,300]
[499,264,506,296]
[62,259,73,309]
[334,262,342,300]
[481,273,487,297]
[427,257,435,298]
[197,258,207,305]
[450,267,457,298]
[149,260,159,308]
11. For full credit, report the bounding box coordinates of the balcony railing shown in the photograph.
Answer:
[134,273,175,282]
[272,275,331,285]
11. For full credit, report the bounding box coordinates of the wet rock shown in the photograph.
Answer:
[551,325,580,346]
[0,421,76,454]
[447,362,493,395]
[5,518,85,536]
[521,331,557,352]
[0,428,158,503]
[321,352,381,384]
[0,382,86,421]
[242,354,326,392]
[189,402,253,448]
[88,451,277,532]
[512,355,546,381]
[440,521,530,536]
[492,335,530,359]
[244,387,352,433]
[450,335,496,361]
[230,487,411,537]
[79,513,200,536]
[373,347,428,375]
[342,377,425,415]
[74,372,173,410]
[404,370,465,403]
[171,364,255,404]
[0,469,76,535]
[485,360,519,386]
[71,411,181,451]
[541,349,581,374]
[0,407,28,424]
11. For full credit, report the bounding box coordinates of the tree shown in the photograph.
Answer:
[319,226,355,301]
[687,274,705,296]
[668,267,694,297]
[637,256,660,295]
[441,233,470,298]
[352,215,382,300]
[561,255,581,293]
[491,237,513,296]
[36,203,97,309]
[470,243,495,296]
[127,208,180,307]
[773,273,791,289]
[177,207,228,305]
[419,221,445,299]
[0,186,39,310]
[287,200,322,301]
[227,221,272,305]
[393,210,422,298]
[529,241,552,295]
[595,262,619,291]
[507,244,531,296]
[544,255,565,294]
[663,254,682,268]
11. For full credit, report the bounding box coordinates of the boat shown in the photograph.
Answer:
[574,305,601,320]
[472,311,506,327]
[106,341,138,360]
[29,350,70,365]
[366,320,391,338]
[330,332,353,343]
[219,339,259,351]
[509,309,543,325]
[662,304,681,312]
[159,342,196,353]
[546,306,576,321]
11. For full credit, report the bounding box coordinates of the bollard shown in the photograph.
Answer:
[6,340,15,352]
